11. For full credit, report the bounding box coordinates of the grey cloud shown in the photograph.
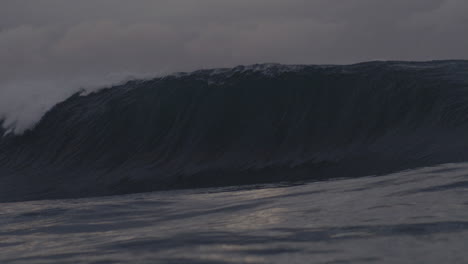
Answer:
[0,0,467,133]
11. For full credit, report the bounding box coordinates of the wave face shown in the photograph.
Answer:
[1,61,468,202]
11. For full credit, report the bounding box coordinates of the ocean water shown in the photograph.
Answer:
[1,61,468,263]
[2,61,468,202]
[1,162,468,264]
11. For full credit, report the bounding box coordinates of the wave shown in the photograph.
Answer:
[1,60,468,202]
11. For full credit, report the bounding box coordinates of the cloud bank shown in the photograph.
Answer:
[1,0,467,133]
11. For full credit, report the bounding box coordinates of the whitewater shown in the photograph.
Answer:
[1,60,468,263]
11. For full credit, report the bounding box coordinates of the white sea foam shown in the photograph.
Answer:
[0,71,164,134]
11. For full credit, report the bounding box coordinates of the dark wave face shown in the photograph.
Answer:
[1,61,468,202]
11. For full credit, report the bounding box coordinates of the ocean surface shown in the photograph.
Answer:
[1,61,468,263]
[1,162,468,263]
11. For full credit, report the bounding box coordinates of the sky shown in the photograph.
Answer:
[1,0,468,133]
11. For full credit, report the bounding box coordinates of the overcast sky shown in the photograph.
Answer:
[1,0,468,133]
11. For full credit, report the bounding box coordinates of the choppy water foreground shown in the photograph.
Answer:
[1,163,468,264]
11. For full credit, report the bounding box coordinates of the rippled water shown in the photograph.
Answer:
[1,163,468,264]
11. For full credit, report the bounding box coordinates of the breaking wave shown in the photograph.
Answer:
[1,60,468,202]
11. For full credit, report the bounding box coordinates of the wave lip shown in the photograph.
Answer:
[1,60,468,202]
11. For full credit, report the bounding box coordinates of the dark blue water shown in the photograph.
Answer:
[1,162,468,263]
[1,61,468,202]
[1,61,468,263]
